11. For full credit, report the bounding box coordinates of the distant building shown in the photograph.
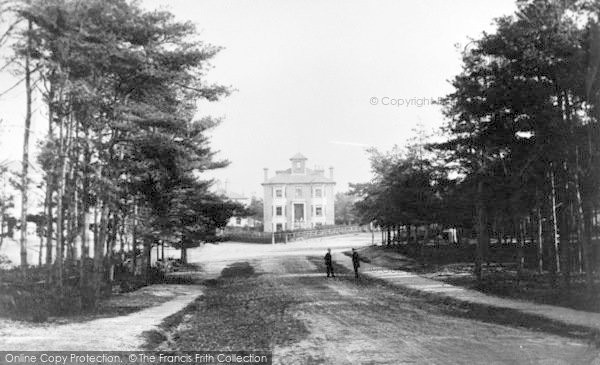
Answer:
[215,189,260,228]
[224,191,251,228]
[262,153,335,232]
[225,191,251,207]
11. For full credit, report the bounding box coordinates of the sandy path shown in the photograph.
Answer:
[0,233,367,351]
[0,285,203,350]
[245,255,600,364]
[181,234,599,363]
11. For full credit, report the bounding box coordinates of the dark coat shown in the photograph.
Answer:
[352,252,360,268]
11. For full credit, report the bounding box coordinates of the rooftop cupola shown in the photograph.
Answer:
[290,153,307,174]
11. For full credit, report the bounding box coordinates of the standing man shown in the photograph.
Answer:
[352,248,360,278]
[324,248,335,278]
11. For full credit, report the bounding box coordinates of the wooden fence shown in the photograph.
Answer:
[223,225,369,244]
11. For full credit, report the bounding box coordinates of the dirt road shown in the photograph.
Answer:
[2,233,599,364]
[268,257,597,364]
[182,234,600,364]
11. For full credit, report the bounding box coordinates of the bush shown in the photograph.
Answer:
[0,263,106,320]
[0,254,12,270]
[0,259,170,321]
[0,281,86,321]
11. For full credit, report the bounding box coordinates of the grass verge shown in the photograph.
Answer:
[143,261,309,351]
[353,245,600,313]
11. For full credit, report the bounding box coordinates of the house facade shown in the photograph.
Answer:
[262,153,335,232]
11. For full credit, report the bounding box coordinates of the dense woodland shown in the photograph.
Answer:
[352,0,600,297]
[0,0,243,314]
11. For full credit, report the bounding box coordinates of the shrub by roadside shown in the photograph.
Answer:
[0,262,171,322]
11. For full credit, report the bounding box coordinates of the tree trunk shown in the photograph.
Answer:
[387,226,391,246]
[516,218,525,279]
[563,90,594,295]
[94,202,108,302]
[583,200,594,275]
[0,206,4,248]
[573,174,594,294]
[180,244,187,263]
[19,19,33,268]
[81,126,91,260]
[68,120,79,262]
[536,205,543,274]
[110,213,118,254]
[422,225,429,261]
[119,214,125,254]
[562,203,572,288]
[475,179,487,281]
[55,113,68,287]
[132,204,138,276]
[43,71,56,267]
[38,234,43,267]
[549,167,560,287]
[79,210,90,291]
[63,114,74,264]
[45,188,53,265]
[144,240,152,278]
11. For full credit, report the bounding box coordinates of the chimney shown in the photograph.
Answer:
[329,167,334,179]
[263,168,269,182]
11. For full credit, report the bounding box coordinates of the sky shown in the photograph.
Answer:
[0,0,518,206]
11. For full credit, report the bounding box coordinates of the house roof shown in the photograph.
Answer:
[215,189,249,200]
[226,191,249,200]
[290,153,307,160]
[262,173,335,185]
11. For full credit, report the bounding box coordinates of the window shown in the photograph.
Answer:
[315,206,323,217]
[314,188,322,198]
[276,206,283,216]
[275,188,283,198]
[295,187,303,198]
[276,223,283,232]
[236,217,242,225]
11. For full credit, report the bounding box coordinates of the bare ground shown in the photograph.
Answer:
[275,258,599,364]
[3,233,600,363]
[150,245,600,364]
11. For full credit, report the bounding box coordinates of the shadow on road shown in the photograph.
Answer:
[220,262,256,279]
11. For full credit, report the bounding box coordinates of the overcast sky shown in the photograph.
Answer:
[0,0,518,204]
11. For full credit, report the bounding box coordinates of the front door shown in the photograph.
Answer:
[293,203,304,222]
